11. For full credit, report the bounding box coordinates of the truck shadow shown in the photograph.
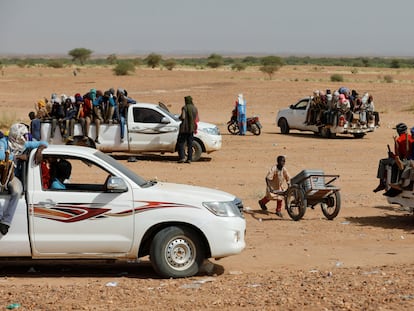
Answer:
[344,208,414,231]
[273,132,358,140]
[112,154,212,163]
[0,259,225,279]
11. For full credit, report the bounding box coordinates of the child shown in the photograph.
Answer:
[258,155,290,217]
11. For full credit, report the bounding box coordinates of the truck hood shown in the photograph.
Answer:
[197,121,217,130]
[141,181,236,205]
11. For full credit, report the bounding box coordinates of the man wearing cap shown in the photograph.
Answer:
[373,123,411,192]
[0,123,48,235]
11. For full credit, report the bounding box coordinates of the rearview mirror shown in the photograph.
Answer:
[106,176,128,193]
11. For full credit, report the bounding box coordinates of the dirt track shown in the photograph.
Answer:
[0,65,413,310]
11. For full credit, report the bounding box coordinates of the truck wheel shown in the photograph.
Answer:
[150,226,204,278]
[279,118,290,134]
[250,124,261,135]
[285,185,306,221]
[321,191,341,220]
[66,136,96,148]
[353,133,365,139]
[191,140,203,162]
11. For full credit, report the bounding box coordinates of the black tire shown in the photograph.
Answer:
[191,140,203,162]
[150,226,204,278]
[353,133,365,139]
[66,136,96,148]
[321,191,341,220]
[227,122,239,135]
[285,185,307,221]
[250,123,261,135]
[279,118,290,134]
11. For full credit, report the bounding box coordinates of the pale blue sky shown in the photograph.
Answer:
[1,0,413,57]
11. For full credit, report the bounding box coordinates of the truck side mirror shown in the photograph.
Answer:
[106,176,128,193]
[161,117,170,124]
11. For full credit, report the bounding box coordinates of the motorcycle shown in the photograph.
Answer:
[227,114,262,135]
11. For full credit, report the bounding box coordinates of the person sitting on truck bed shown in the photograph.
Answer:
[92,90,105,144]
[305,90,322,125]
[50,159,72,190]
[0,123,48,235]
[373,123,411,193]
[74,93,92,141]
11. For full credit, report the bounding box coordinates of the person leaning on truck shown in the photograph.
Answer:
[0,123,47,235]
[177,96,199,164]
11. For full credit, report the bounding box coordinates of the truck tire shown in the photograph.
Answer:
[150,226,205,278]
[191,140,203,162]
[279,118,290,134]
[353,133,365,139]
[66,136,96,148]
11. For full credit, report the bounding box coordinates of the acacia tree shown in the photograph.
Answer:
[144,53,163,68]
[68,48,93,65]
[259,55,283,79]
[206,53,224,68]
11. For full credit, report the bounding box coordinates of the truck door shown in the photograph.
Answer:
[127,106,179,152]
[290,98,311,130]
[28,155,135,256]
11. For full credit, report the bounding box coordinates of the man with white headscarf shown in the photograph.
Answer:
[0,123,47,235]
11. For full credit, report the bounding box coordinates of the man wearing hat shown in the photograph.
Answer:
[373,122,411,192]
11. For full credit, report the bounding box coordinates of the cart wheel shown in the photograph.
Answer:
[285,185,307,221]
[321,191,341,220]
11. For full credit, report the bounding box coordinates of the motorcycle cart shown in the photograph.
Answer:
[270,170,341,221]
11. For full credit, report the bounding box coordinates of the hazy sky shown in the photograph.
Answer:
[1,0,414,57]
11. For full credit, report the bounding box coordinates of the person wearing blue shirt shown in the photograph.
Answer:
[50,159,72,190]
[0,123,47,235]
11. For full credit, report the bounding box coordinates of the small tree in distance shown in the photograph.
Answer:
[206,53,224,68]
[259,56,283,79]
[68,48,93,65]
[145,53,163,68]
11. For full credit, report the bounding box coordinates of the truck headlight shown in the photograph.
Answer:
[203,201,242,217]
[199,127,220,136]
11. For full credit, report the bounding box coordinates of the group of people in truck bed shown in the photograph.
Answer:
[304,87,379,128]
[29,88,136,144]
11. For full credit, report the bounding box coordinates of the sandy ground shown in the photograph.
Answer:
[0,65,413,310]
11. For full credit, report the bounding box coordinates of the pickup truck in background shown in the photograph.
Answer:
[0,145,245,278]
[276,97,377,138]
[40,103,222,161]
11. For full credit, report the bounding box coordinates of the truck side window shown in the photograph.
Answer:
[133,108,163,123]
[44,157,112,192]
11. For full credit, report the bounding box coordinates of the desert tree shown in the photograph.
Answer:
[107,54,118,65]
[145,53,163,68]
[163,58,177,71]
[259,56,283,79]
[68,48,93,65]
[206,53,224,68]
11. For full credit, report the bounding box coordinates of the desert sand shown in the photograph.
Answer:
[0,65,413,310]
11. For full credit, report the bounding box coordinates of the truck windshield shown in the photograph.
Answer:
[95,151,149,187]
[158,104,180,121]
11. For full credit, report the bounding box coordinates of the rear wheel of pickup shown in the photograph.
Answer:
[279,118,290,134]
[150,226,204,278]
[190,140,203,162]
[353,133,365,139]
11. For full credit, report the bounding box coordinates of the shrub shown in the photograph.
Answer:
[113,61,135,76]
[47,60,64,68]
[383,75,393,83]
[330,74,344,82]
[231,62,247,71]
[163,59,177,71]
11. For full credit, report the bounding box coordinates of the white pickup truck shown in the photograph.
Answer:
[0,145,246,278]
[276,97,377,138]
[40,103,222,161]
